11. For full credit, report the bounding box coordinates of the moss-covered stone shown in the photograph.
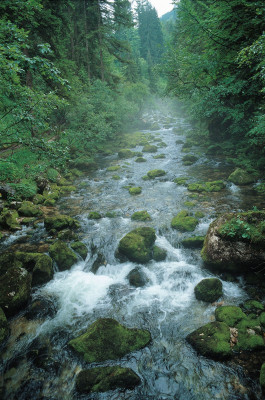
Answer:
[69,318,151,362]
[0,208,20,231]
[71,157,97,171]
[129,187,142,195]
[0,266,32,317]
[131,211,151,221]
[260,363,265,392]
[127,268,149,287]
[0,307,8,345]
[44,214,79,232]
[243,300,264,313]
[147,169,166,179]
[153,154,166,159]
[182,155,198,164]
[76,366,141,393]
[195,211,205,218]
[153,246,167,261]
[118,227,156,264]
[188,181,225,193]
[112,175,120,180]
[58,229,78,241]
[107,165,120,171]
[259,312,265,330]
[171,210,199,232]
[215,306,247,326]
[194,278,223,303]
[135,157,147,163]
[174,177,188,185]
[15,252,53,286]
[142,145,157,153]
[182,236,205,249]
[59,185,76,193]
[186,321,232,359]
[43,198,56,207]
[71,241,88,260]
[234,316,264,351]
[118,149,134,159]
[88,211,102,220]
[49,240,78,270]
[33,194,45,204]
[18,201,43,217]
[228,168,256,185]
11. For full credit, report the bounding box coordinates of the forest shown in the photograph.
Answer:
[0,1,265,399]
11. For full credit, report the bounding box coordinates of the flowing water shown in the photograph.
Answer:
[1,112,264,400]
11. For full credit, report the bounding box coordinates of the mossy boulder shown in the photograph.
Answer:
[15,252,53,286]
[70,241,88,260]
[215,306,247,326]
[147,169,166,179]
[182,236,205,249]
[0,208,20,231]
[228,168,256,185]
[127,268,149,287]
[43,198,56,207]
[174,177,188,185]
[188,181,225,192]
[194,278,223,303]
[88,211,102,220]
[0,266,32,317]
[71,157,97,171]
[153,246,167,261]
[44,214,79,232]
[112,175,120,180]
[243,300,264,314]
[118,149,134,159]
[182,155,198,164]
[153,154,166,159]
[171,210,199,232]
[260,363,265,392]
[49,240,78,270]
[131,211,151,221]
[107,166,120,171]
[68,318,151,362]
[201,211,265,272]
[187,321,232,359]
[118,227,156,263]
[33,194,45,204]
[135,157,147,163]
[76,366,141,393]
[18,201,43,217]
[142,145,157,153]
[129,187,142,195]
[0,307,8,345]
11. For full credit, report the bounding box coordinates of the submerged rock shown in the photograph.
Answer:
[181,236,205,248]
[0,307,8,344]
[187,321,232,359]
[142,145,157,153]
[0,266,32,316]
[194,278,223,303]
[76,366,141,393]
[135,157,147,163]
[68,318,151,362]
[117,227,156,263]
[127,268,149,287]
[228,168,256,185]
[88,211,102,220]
[201,211,265,273]
[153,246,167,261]
[44,214,79,232]
[171,210,199,232]
[49,240,78,270]
[70,241,88,260]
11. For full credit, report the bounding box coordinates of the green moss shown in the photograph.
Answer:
[260,363,265,391]
[228,168,256,185]
[71,157,97,171]
[153,246,167,261]
[234,328,264,352]
[69,318,151,362]
[186,321,232,359]
[129,187,142,195]
[157,141,167,147]
[131,211,151,221]
[142,145,158,153]
[188,181,225,193]
[0,208,20,231]
[107,165,120,171]
[147,169,166,179]
[118,227,156,263]
[47,168,59,182]
[33,194,45,204]
[171,210,199,232]
[118,149,134,159]
[105,212,116,218]
[59,185,76,193]
[142,175,150,181]
[10,180,37,200]
[135,157,147,163]
[153,154,166,159]
[174,177,188,185]
[127,268,148,287]
[182,155,198,164]
[215,306,247,326]
[76,366,141,393]
[15,252,53,286]
[184,201,195,207]
[182,236,205,248]
[0,307,8,345]
[44,198,56,207]
[71,241,88,260]
[49,240,78,270]
[243,300,264,313]
[195,211,205,218]
[18,201,43,217]
[88,211,102,220]
[194,278,223,302]
[44,214,80,232]
[259,313,265,330]
[112,175,121,180]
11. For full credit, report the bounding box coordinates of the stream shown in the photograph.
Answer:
[1,111,264,400]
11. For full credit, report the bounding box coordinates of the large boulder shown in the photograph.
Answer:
[68,318,151,362]
[0,307,8,345]
[117,227,156,263]
[127,268,149,287]
[228,168,256,185]
[15,252,53,286]
[44,214,80,232]
[70,241,88,260]
[49,240,78,270]
[18,201,43,217]
[0,266,32,316]
[187,321,232,359]
[201,211,265,273]
[0,208,21,230]
[76,366,141,393]
[194,278,223,303]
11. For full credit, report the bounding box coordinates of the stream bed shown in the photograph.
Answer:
[1,112,264,400]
